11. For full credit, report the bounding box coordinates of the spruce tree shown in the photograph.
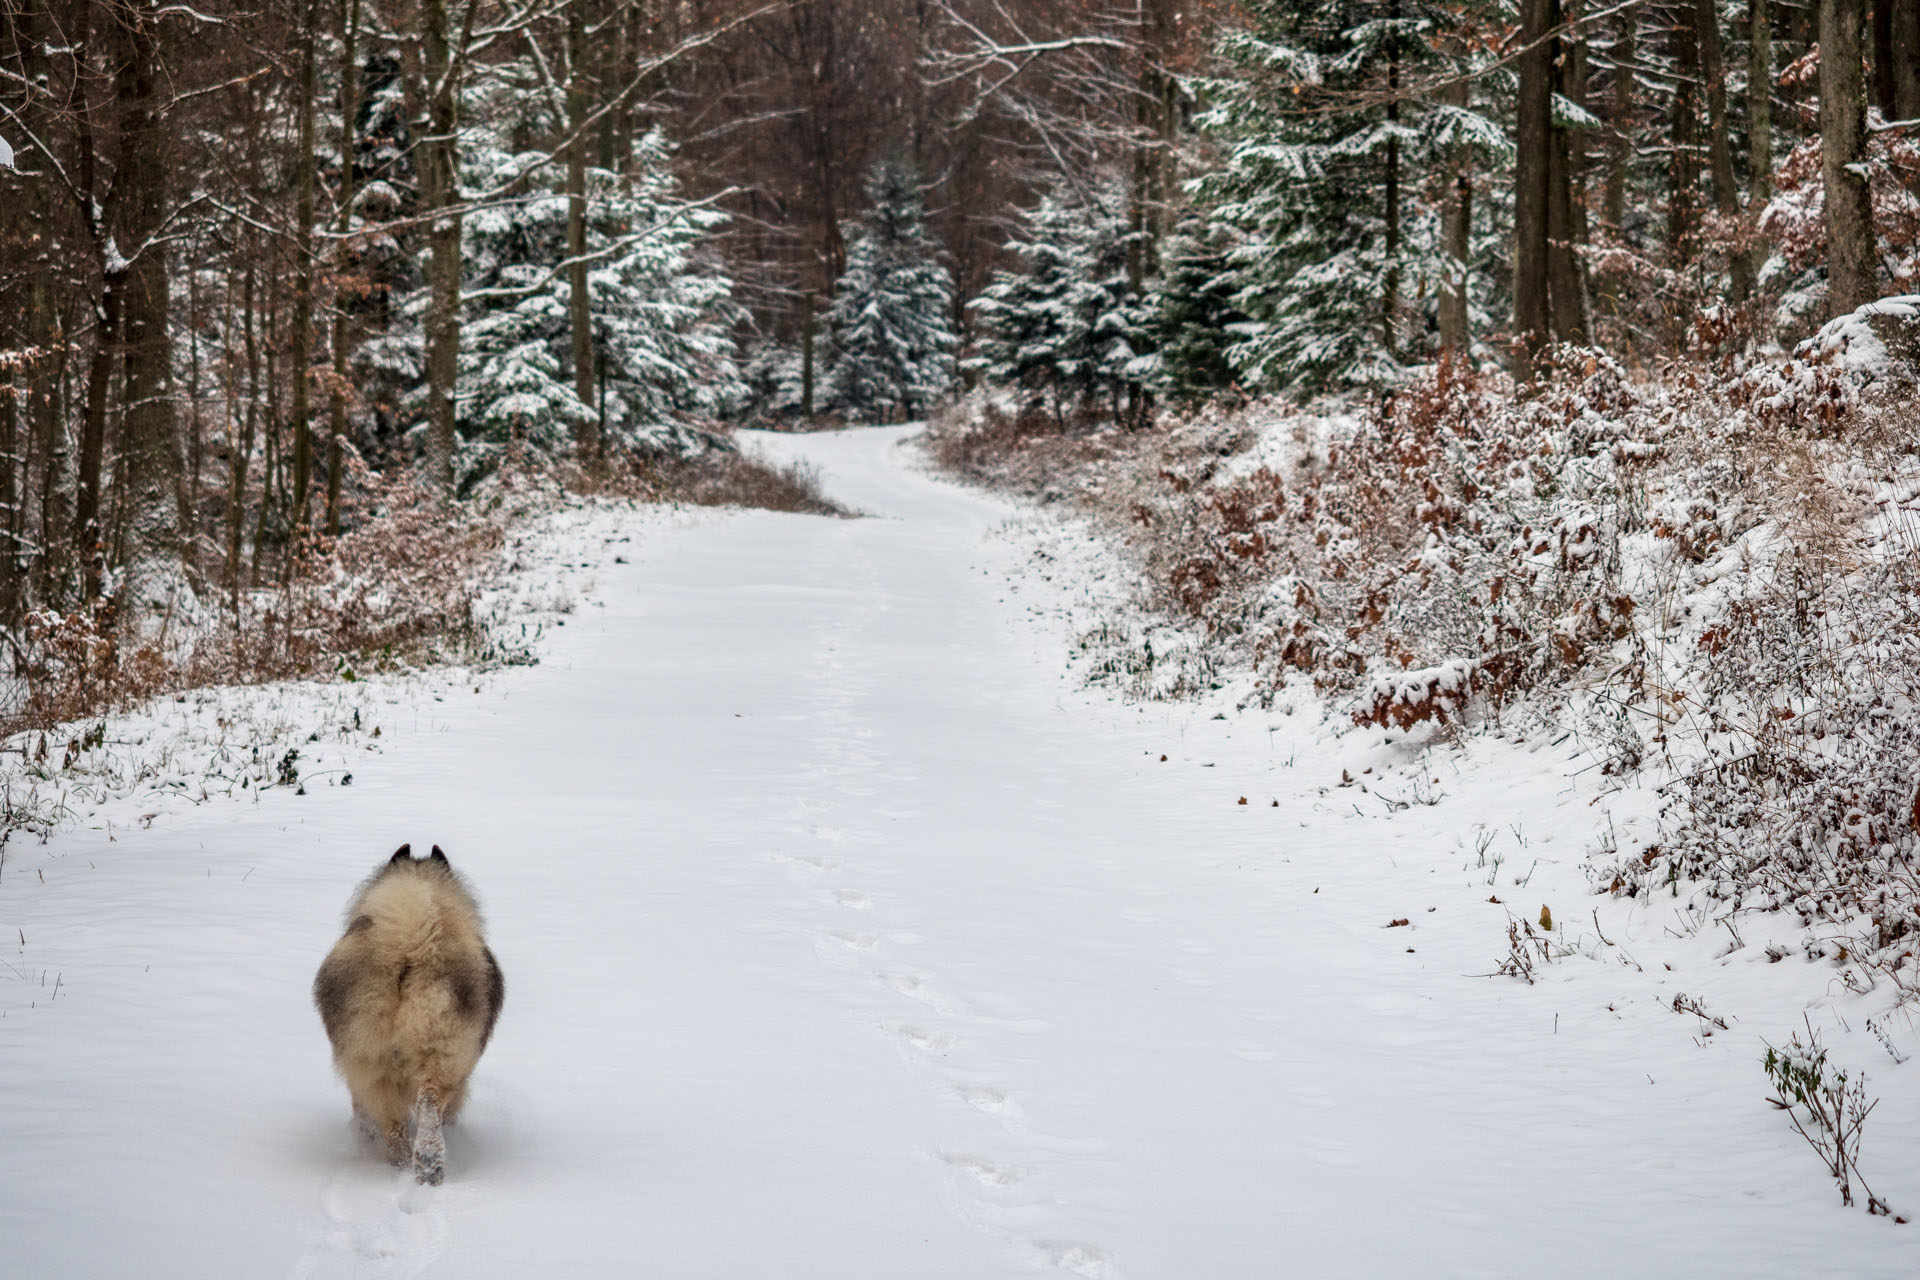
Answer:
[966,178,1152,425]
[457,125,744,482]
[1146,209,1252,404]
[824,160,958,421]
[1196,0,1507,393]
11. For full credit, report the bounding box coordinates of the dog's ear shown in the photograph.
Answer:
[389,844,413,865]
[429,845,449,865]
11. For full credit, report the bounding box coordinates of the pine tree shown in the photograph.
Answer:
[1195,0,1507,392]
[1146,209,1252,403]
[456,122,744,485]
[823,160,958,421]
[966,178,1152,424]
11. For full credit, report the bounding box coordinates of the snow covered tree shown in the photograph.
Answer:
[823,160,958,421]
[965,178,1152,425]
[457,123,745,485]
[1195,0,1507,393]
[1145,209,1252,404]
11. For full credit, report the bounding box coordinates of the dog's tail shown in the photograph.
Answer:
[411,1086,445,1185]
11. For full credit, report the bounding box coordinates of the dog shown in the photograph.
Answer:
[313,844,504,1184]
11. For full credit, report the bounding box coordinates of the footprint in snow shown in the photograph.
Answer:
[891,1022,957,1054]
[1038,1240,1125,1280]
[938,1150,1030,1189]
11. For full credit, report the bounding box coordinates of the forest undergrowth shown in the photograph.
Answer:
[929,297,1920,996]
[0,435,837,842]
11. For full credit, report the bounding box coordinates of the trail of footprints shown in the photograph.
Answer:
[768,588,1125,1280]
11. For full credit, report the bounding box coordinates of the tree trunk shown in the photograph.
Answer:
[228,258,257,611]
[1874,0,1896,115]
[1547,0,1588,344]
[1747,0,1774,313]
[289,0,320,545]
[1696,0,1752,301]
[1604,6,1635,235]
[328,0,362,537]
[1666,18,1701,275]
[1598,5,1636,320]
[800,289,816,418]
[1438,76,1473,357]
[1892,0,1920,119]
[566,0,597,461]
[418,0,468,498]
[1821,0,1878,315]
[1383,2,1403,358]
[1512,0,1555,371]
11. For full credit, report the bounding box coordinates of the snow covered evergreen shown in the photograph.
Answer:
[1195,0,1508,392]
[823,159,958,421]
[458,125,744,478]
[965,178,1151,424]
[1144,209,1252,403]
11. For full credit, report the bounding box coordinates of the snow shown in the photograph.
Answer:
[3,428,1916,1277]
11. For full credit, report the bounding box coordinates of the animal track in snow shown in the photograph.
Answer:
[951,1084,1028,1133]
[880,971,966,1015]
[291,1172,449,1280]
[830,889,872,910]
[938,1150,1030,1189]
[1037,1239,1125,1280]
[891,1023,957,1055]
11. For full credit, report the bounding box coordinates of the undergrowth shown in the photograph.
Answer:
[927,297,1920,991]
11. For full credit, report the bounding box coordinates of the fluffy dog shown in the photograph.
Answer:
[314,844,504,1184]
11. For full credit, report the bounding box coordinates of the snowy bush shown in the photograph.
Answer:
[932,301,1920,987]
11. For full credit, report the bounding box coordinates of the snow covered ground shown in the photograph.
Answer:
[3,427,1914,1278]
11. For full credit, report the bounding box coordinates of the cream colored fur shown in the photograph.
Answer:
[314,849,503,1182]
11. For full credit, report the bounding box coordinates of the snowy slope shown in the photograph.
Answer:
[2,427,1913,1278]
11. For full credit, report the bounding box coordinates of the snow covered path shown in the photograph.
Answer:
[4,427,1914,1278]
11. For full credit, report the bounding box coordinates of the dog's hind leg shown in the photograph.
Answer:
[411,1087,445,1185]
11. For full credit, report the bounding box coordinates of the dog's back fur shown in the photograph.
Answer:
[314,844,504,1183]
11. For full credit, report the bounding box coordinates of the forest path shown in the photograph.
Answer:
[2,427,1910,1278]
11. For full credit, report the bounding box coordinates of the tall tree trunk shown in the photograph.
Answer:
[1438,75,1473,357]
[76,0,178,600]
[1547,0,1588,344]
[1666,19,1701,275]
[116,0,182,573]
[1874,0,1898,115]
[328,0,363,537]
[1383,0,1403,357]
[227,258,257,610]
[566,0,597,461]
[75,290,118,603]
[16,0,61,603]
[1821,0,1878,314]
[800,289,816,418]
[1512,0,1555,372]
[1892,0,1920,119]
[1598,5,1636,319]
[1696,0,1752,301]
[1604,6,1635,235]
[418,0,469,498]
[1748,0,1774,309]
[289,0,320,545]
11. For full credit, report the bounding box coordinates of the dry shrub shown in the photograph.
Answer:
[0,479,504,739]
[925,393,1163,500]
[935,303,1920,985]
[1352,660,1480,731]
[632,447,853,517]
